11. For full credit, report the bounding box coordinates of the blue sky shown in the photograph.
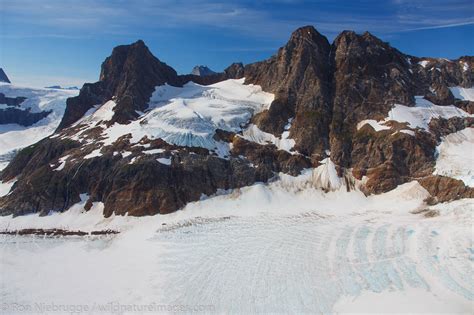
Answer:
[0,0,473,87]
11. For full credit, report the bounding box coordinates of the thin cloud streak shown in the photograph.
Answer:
[401,21,474,32]
[1,0,473,41]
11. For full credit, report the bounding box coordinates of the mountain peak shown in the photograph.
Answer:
[191,65,216,76]
[58,40,180,129]
[0,68,11,83]
[334,30,386,48]
[287,25,329,47]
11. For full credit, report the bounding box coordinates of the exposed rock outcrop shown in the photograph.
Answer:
[0,93,26,106]
[244,26,332,157]
[58,40,181,129]
[0,108,51,126]
[418,175,474,203]
[0,92,52,126]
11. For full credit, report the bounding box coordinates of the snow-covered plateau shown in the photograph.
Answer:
[0,172,473,314]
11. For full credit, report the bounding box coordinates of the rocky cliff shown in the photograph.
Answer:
[1,26,473,217]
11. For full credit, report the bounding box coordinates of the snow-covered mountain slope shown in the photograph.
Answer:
[63,79,273,153]
[241,120,296,153]
[434,128,474,187]
[0,83,78,170]
[357,93,473,132]
[0,174,472,313]
[449,86,474,101]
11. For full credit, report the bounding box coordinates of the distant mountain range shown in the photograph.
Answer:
[45,85,79,90]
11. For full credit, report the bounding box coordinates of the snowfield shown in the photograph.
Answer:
[0,172,472,314]
[0,83,78,170]
[357,94,473,133]
[1,81,473,313]
[69,79,274,156]
[434,128,474,187]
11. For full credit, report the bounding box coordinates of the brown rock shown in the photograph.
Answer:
[418,175,474,202]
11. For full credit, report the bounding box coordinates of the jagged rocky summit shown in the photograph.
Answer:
[1,26,473,217]
[191,65,216,76]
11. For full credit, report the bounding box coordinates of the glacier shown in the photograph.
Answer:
[80,79,276,153]
[0,83,78,169]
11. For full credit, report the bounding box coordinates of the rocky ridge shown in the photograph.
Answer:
[0,26,473,217]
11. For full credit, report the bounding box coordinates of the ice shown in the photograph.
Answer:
[387,96,471,130]
[434,128,474,187]
[400,129,415,136]
[461,61,470,72]
[449,86,474,101]
[241,121,296,153]
[51,154,70,171]
[356,119,390,131]
[0,177,471,313]
[418,60,429,68]
[143,148,165,154]
[157,157,171,165]
[311,158,343,191]
[73,79,275,154]
[83,148,102,159]
[0,84,78,158]
[356,96,472,133]
[0,178,16,197]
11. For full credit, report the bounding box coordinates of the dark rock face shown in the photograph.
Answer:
[0,93,51,127]
[0,68,11,83]
[1,26,473,217]
[330,31,418,167]
[351,126,437,194]
[418,176,474,203]
[0,134,305,217]
[411,56,473,89]
[0,93,26,106]
[454,100,474,114]
[100,40,181,123]
[0,90,51,127]
[428,117,474,141]
[57,82,108,130]
[244,26,332,157]
[58,40,181,130]
[231,136,312,177]
[0,108,51,126]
